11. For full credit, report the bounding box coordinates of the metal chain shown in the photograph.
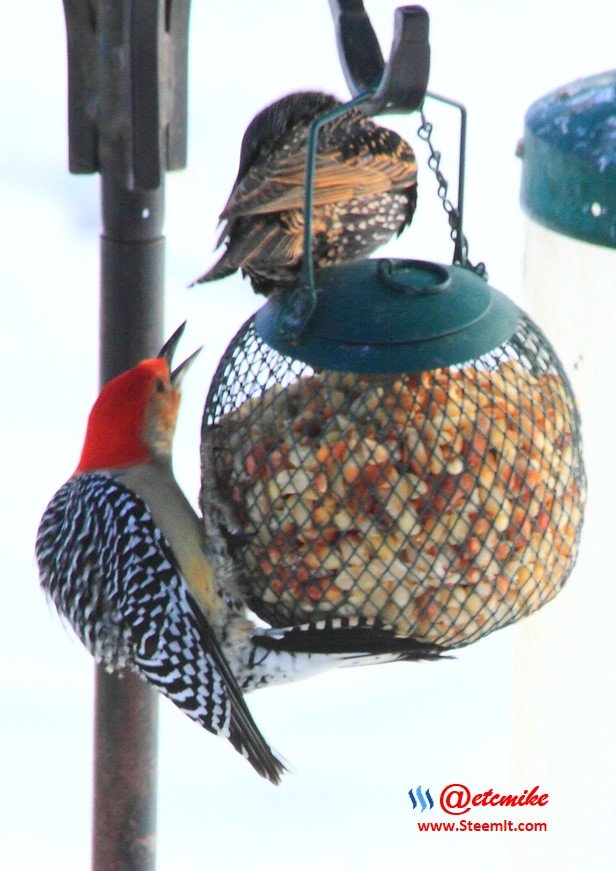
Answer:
[417,106,487,279]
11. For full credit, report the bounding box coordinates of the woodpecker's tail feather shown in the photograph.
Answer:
[254,617,446,662]
[187,597,286,784]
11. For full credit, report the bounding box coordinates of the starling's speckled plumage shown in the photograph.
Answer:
[194,91,418,296]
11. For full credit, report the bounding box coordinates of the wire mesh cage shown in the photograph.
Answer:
[201,310,586,650]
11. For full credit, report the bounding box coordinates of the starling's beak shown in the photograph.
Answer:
[158,322,203,387]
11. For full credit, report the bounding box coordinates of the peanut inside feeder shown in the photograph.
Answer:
[201,260,586,649]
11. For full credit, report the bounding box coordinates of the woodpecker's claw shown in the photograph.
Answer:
[158,321,187,365]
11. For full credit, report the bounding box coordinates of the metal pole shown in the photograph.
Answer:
[94,178,165,871]
[99,178,166,375]
[93,670,159,871]
[61,2,191,867]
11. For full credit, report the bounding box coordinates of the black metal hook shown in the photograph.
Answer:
[328,2,430,115]
[329,4,484,277]
[278,5,431,342]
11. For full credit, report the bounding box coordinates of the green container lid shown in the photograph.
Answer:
[255,258,521,374]
[520,70,616,248]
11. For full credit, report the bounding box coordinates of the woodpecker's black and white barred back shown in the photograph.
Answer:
[36,472,284,784]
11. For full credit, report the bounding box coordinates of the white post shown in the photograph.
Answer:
[513,73,616,868]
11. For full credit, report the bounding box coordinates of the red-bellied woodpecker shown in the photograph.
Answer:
[36,324,285,782]
[37,324,442,782]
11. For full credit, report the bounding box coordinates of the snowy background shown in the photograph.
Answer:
[2,1,614,869]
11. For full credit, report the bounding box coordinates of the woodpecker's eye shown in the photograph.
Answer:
[155,378,166,394]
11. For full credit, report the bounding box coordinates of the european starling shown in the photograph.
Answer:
[194,91,418,296]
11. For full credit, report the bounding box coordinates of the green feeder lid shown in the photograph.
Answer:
[520,69,616,248]
[255,258,521,374]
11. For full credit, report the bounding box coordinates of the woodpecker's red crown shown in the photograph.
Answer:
[75,358,180,473]
[75,324,201,475]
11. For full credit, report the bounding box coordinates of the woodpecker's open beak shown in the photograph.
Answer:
[158,322,187,365]
[158,322,203,387]
[171,346,202,387]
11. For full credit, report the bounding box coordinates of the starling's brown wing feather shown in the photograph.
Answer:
[194,216,305,284]
[244,213,305,266]
[221,147,417,219]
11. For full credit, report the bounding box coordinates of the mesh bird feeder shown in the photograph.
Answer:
[200,7,586,652]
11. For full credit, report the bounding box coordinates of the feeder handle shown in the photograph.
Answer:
[328,2,430,115]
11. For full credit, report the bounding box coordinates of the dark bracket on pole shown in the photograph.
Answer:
[328,2,430,115]
[62,0,191,189]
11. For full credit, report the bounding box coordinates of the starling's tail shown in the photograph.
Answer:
[191,218,300,289]
[190,250,239,286]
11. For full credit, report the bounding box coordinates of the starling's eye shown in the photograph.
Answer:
[155,379,166,394]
